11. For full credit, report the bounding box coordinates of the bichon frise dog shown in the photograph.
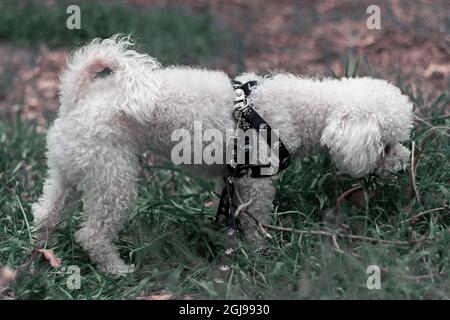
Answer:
[33,36,413,274]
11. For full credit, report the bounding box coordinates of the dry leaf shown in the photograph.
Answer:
[137,290,173,300]
[423,63,450,78]
[0,267,17,288]
[37,249,61,268]
[348,189,377,208]
[138,293,173,300]
[148,293,172,300]
[204,199,215,207]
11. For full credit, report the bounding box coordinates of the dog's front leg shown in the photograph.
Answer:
[234,177,276,245]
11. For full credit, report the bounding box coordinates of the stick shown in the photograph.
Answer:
[234,199,253,219]
[400,206,449,224]
[410,141,422,206]
[244,209,427,245]
[412,116,450,138]
[336,185,363,207]
[415,114,450,122]
[408,126,450,208]
[257,223,425,245]
[331,234,344,253]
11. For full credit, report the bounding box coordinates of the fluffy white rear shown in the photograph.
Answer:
[58,35,161,122]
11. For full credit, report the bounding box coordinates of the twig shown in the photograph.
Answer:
[243,209,273,239]
[234,189,271,239]
[415,113,450,122]
[336,185,363,207]
[400,206,450,224]
[379,268,444,281]
[403,272,444,281]
[233,188,253,219]
[336,185,364,216]
[408,126,450,208]
[331,234,344,253]
[257,222,273,239]
[234,198,253,219]
[412,116,450,138]
[417,126,450,159]
[273,210,308,218]
[258,223,425,245]
[243,210,426,245]
[409,141,422,206]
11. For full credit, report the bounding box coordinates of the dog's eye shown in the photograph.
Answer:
[384,145,391,154]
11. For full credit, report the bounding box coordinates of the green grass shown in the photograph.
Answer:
[0,0,225,64]
[0,87,449,299]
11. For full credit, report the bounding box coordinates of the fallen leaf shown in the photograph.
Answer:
[348,189,377,208]
[149,294,172,300]
[0,267,17,288]
[422,63,450,78]
[138,293,172,300]
[37,249,61,268]
[137,289,173,300]
[204,199,215,207]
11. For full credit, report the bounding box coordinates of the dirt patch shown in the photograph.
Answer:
[0,43,68,126]
[0,0,448,125]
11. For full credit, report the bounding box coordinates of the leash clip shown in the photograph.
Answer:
[234,97,251,111]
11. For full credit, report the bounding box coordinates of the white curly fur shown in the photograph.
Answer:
[33,36,413,274]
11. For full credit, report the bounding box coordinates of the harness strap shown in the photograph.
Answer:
[232,79,258,96]
[216,79,291,230]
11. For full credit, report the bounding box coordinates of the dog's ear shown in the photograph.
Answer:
[320,116,383,177]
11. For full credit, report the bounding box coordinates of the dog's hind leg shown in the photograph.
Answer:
[75,151,139,275]
[32,168,79,243]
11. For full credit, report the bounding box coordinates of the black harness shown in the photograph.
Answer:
[216,80,291,230]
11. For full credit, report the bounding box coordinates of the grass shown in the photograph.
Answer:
[0,0,225,64]
[0,0,449,300]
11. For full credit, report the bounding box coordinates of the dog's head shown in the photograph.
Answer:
[320,78,413,178]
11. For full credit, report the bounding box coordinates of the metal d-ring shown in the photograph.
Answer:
[234,97,250,111]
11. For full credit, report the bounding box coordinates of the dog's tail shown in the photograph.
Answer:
[58,35,161,122]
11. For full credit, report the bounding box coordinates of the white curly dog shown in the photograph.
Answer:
[33,36,413,274]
